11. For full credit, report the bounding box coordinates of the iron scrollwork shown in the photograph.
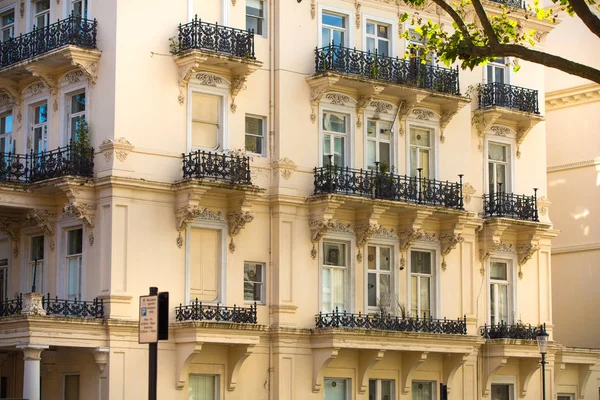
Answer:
[182,150,252,185]
[483,189,539,221]
[478,82,539,114]
[42,294,104,318]
[175,300,257,324]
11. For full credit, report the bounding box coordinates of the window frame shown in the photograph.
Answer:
[364,240,397,314]
[369,378,395,400]
[245,0,266,38]
[187,80,229,153]
[0,7,15,44]
[65,89,87,144]
[318,5,354,48]
[243,261,266,305]
[244,114,267,157]
[490,377,516,400]
[0,112,13,153]
[362,14,397,57]
[405,117,439,180]
[0,258,8,301]
[63,373,80,400]
[364,116,394,171]
[31,0,51,30]
[408,249,436,319]
[319,235,354,314]
[557,394,575,400]
[188,373,220,400]
[411,380,437,400]
[185,220,228,306]
[487,257,517,325]
[484,135,516,194]
[65,227,84,301]
[323,377,352,400]
[70,0,88,18]
[28,234,45,294]
[485,57,511,85]
[30,100,49,155]
[404,27,436,66]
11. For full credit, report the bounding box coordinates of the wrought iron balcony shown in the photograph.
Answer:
[0,295,22,317]
[176,16,256,59]
[0,143,94,184]
[314,162,464,210]
[175,300,257,324]
[483,188,539,221]
[42,294,104,318]
[478,82,539,114]
[315,308,467,335]
[487,0,524,8]
[0,14,97,69]
[315,44,460,95]
[480,322,541,340]
[182,150,252,185]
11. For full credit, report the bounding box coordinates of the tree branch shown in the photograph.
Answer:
[567,0,600,40]
[471,0,500,44]
[426,0,472,39]
[465,43,600,83]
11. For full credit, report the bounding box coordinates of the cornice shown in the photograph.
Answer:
[551,242,600,254]
[546,83,600,110]
[547,158,600,172]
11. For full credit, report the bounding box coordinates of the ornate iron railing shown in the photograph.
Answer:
[0,14,97,69]
[487,0,524,8]
[315,44,460,95]
[175,301,257,323]
[0,143,94,183]
[314,162,464,210]
[478,82,539,114]
[480,322,541,340]
[483,189,538,221]
[176,16,256,59]
[182,150,252,185]
[42,294,104,318]
[0,294,22,317]
[315,308,467,335]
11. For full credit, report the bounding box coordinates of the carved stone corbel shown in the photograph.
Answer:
[0,217,20,257]
[397,210,431,268]
[99,137,134,163]
[25,209,56,236]
[355,0,361,29]
[312,348,339,392]
[311,0,316,19]
[440,233,464,271]
[62,202,95,229]
[227,211,254,253]
[307,76,340,123]
[310,219,336,259]
[518,358,540,398]
[308,196,344,258]
[482,356,508,397]
[92,347,110,373]
[227,344,255,391]
[174,56,205,104]
[356,95,372,128]
[397,100,417,137]
[537,196,551,217]
[66,50,101,86]
[462,182,476,205]
[229,76,246,113]
[401,352,428,394]
[472,110,501,151]
[272,157,297,180]
[25,66,59,111]
[355,223,379,262]
[358,350,385,393]
[0,79,21,106]
[442,353,469,394]
[176,343,203,390]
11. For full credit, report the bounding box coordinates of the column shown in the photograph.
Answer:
[16,345,48,400]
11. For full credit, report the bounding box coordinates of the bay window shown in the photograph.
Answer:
[410,250,433,318]
[322,112,348,167]
[322,241,348,313]
[366,119,392,170]
[367,245,392,313]
[490,261,511,325]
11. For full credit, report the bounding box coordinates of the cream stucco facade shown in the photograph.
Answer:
[0,0,594,399]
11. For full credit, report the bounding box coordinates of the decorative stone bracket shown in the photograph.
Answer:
[516,231,540,278]
[309,219,353,259]
[226,344,255,391]
[440,233,464,271]
[462,182,476,205]
[397,210,432,269]
[59,185,98,247]
[175,205,224,248]
[358,350,385,393]
[482,356,508,397]
[25,209,56,236]
[354,205,388,262]
[25,65,59,111]
[227,211,254,253]
[0,217,21,257]
[99,137,134,163]
[397,98,420,137]
[439,101,468,143]
[176,343,204,390]
[537,196,551,217]
[312,347,339,392]
[93,347,110,373]
[306,75,340,123]
[442,353,469,394]
[479,241,514,276]
[22,293,46,316]
[229,75,246,113]
[308,196,345,259]
[401,352,429,394]
[518,358,540,398]
[355,85,385,128]
[0,78,21,106]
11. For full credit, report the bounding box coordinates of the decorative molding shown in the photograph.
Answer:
[227,211,254,253]
[196,73,224,87]
[231,0,236,5]
[462,183,476,205]
[545,83,600,111]
[479,241,514,269]
[411,108,435,121]
[325,93,352,106]
[20,0,24,18]
[62,202,96,229]
[370,100,393,114]
[25,209,56,236]
[307,76,340,123]
[397,100,417,137]
[440,234,464,271]
[537,196,551,217]
[0,217,20,257]
[517,243,539,267]
[229,76,246,113]
[551,242,600,255]
[272,157,297,180]
[175,206,223,248]
[329,220,353,233]
[373,226,397,239]
[355,0,361,29]
[439,109,457,143]
[490,125,513,137]
[61,70,85,85]
[25,82,47,96]
[415,231,438,243]
[311,0,316,19]
[355,223,379,262]
[356,95,372,128]
[99,137,134,163]
[547,158,600,172]
[309,219,352,259]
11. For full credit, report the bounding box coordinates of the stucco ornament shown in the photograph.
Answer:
[273,157,297,180]
[479,241,514,275]
[309,219,338,259]
[411,108,435,120]
[62,202,96,229]
[0,217,20,257]
[537,196,551,217]
[311,0,316,19]
[516,243,539,278]
[397,229,421,270]
[62,70,85,84]
[175,206,223,248]
[325,93,351,106]
[355,223,379,262]
[100,137,134,163]
[227,211,255,253]
[462,183,476,205]
[440,234,464,271]
[25,209,56,236]
[22,293,46,315]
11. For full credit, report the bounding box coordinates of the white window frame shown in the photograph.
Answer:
[27,234,45,294]
[318,5,354,48]
[490,376,517,400]
[30,100,49,154]
[63,373,80,400]
[0,7,15,43]
[323,377,351,400]
[244,114,266,157]
[70,0,88,18]
[484,135,516,194]
[65,227,83,301]
[243,261,265,305]
[484,57,511,85]
[0,112,13,153]
[245,0,266,38]
[65,89,87,144]
[31,0,51,30]
[364,240,397,314]
[487,256,517,325]
[319,234,354,314]
[59,74,88,146]
[364,113,395,171]
[23,86,50,154]
[185,220,228,306]
[187,80,229,153]
[319,101,355,167]
[362,15,397,57]
[411,380,437,400]
[405,118,439,180]
[369,379,395,400]
[404,26,436,66]
[0,259,8,301]
[557,394,575,400]
[188,374,220,400]
[407,241,440,319]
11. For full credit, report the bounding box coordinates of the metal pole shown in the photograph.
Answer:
[149,287,158,400]
[31,258,38,293]
[541,352,546,400]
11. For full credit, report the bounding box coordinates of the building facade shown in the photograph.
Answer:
[0,0,594,399]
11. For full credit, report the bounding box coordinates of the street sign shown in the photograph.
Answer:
[139,294,158,344]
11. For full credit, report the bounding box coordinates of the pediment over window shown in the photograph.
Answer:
[367,99,397,117]
[320,92,357,107]
[487,125,516,139]
[189,72,231,90]
[408,107,440,123]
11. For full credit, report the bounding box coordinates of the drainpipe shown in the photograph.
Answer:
[268,0,276,400]
[187,0,193,21]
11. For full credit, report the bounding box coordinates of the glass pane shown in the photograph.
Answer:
[420,149,430,179]
[412,382,432,400]
[31,236,44,261]
[380,142,390,167]
[369,380,377,398]
[35,104,48,124]
[488,162,495,194]
[1,12,14,26]
[0,267,6,304]
[490,284,496,325]
[67,229,83,255]
[245,117,263,136]
[1,115,12,135]
[378,39,389,56]
[366,23,375,35]
[334,136,344,166]
[491,384,510,400]
[367,140,376,168]
[366,37,376,53]
[322,268,331,312]
[190,93,219,147]
[322,13,345,28]
[496,164,506,189]
[323,113,346,133]
[410,147,418,176]
[67,258,80,299]
[246,16,261,35]
[332,268,345,311]
[420,277,430,317]
[71,93,86,114]
[381,380,392,399]
[324,242,345,266]
[380,274,391,298]
[332,30,344,45]
[488,143,507,161]
[245,135,261,154]
[322,28,331,45]
[323,134,332,166]
[498,284,509,323]
[35,0,50,13]
[368,273,376,307]
[192,123,218,148]
[490,262,507,280]
[411,276,418,316]
[64,375,79,400]
[411,251,431,274]
[410,128,430,147]
[367,246,376,270]
[495,67,505,84]
[188,375,216,400]
[71,117,84,142]
[378,25,389,38]
[380,247,391,270]
[487,65,494,83]
[380,123,391,140]
[367,120,376,137]
[324,379,347,400]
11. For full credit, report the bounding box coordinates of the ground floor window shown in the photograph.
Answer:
[189,374,218,400]
[557,395,574,400]
[369,379,394,400]
[64,374,79,400]
[324,378,350,400]
[491,383,514,400]
[412,381,434,400]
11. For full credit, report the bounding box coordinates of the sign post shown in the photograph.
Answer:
[139,287,168,400]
